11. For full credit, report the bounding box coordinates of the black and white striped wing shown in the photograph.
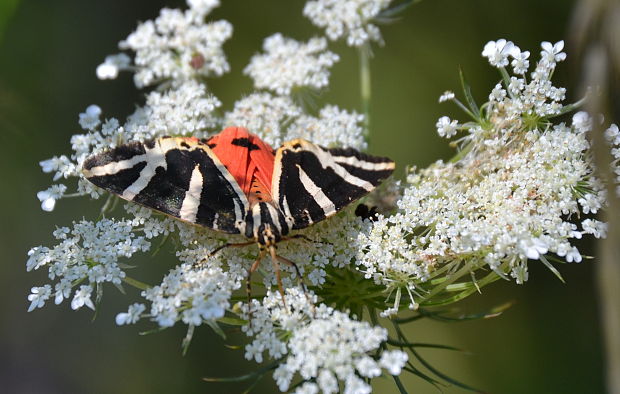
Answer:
[82,137,248,234]
[271,139,395,229]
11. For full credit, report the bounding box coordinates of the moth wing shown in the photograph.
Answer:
[208,127,252,193]
[271,139,395,229]
[82,137,249,234]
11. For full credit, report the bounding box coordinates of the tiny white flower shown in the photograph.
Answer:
[355,356,381,378]
[343,375,371,394]
[511,50,530,74]
[317,370,338,394]
[572,111,591,133]
[186,0,220,16]
[519,238,548,260]
[78,104,102,130]
[96,53,131,80]
[37,191,57,212]
[578,193,601,214]
[379,350,408,375]
[27,285,52,312]
[436,116,459,138]
[582,219,608,238]
[541,40,566,64]
[482,39,515,67]
[604,124,619,142]
[36,185,67,212]
[54,279,72,305]
[295,382,319,394]
[71,285,95,310]
[439,91,455,103]
[489,83,507,102]
[116,303,146,325]
[565,247,582,263]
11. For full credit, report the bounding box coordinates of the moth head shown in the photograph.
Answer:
[256,223,281,246]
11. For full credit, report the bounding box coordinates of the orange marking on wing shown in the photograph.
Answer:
[209,127,276,196]
[248,177,273,206]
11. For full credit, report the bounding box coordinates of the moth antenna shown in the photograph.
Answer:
[269,246,288,312]
[275,254,316,318]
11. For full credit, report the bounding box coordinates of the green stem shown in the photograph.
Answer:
[448,141,474,164]
[359,45,372,144]
[122,276,152,291]
[422,259,481,301]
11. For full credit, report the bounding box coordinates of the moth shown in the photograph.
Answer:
[83,127,395,306]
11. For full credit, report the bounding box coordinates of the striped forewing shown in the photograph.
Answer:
[272,139,395,230]
[82,137,248,234]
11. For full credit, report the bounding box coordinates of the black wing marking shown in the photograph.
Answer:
[271,139,394,229]
[83,138,249,234]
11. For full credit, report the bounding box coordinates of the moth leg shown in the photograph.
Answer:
[209,241,256,257]
[275,254,316,317]
[269,246,288,312]
[280,234,332,247]
[246,249,266,328]
[192,241,255,269]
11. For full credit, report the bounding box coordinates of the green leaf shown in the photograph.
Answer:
[539,255,565,283]
[139,327,168,336]
[375,0,422,23]
[203,359,282,383]
[387,339,467,353]
[411,347,483,392]
[218,316,248,326]
[459,67,480,117]
[113,282,126,295]
[392,374,410,394]
[402,366,444,391]
[395,301,513,324]
[122,276,152,291]
[151,232,171,257]
[181,324,195,356]
[207,320,227,340]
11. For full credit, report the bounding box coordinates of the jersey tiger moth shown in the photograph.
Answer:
[82,127,395,307]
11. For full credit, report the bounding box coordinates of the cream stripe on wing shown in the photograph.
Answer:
[251,204,261,238]
[280,195,295,227]
[265,203,282,233]
[314,148,374,192]
[331,155,394,171]
[85,154,147,177]
[296,165,337,216]
[121,140,170,200]
[179,164,203,223]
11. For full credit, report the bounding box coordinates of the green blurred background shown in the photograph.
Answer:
[0,0,606,393]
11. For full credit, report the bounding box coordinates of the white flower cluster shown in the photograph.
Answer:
[111,0,231,87]
[139,264,238,327]
[242,288,408,394]
[357,40,608,314]
[245,34,339,95]
[604,123,620,196]
[224,93,366,149]
[303,0,393,47]
[142,80,222,137]
[26,219,151,312]
[482,39,567,118]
